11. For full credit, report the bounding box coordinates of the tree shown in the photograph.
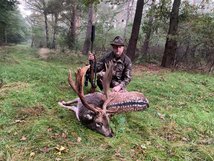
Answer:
[26,13,46,48]
[5,10,29,43]
[64,0,78,50]
[46,0,64,49]
[123,0,135,40]
[26,0,50,48]
[161,0,181,67]
[0,0,18,44]
[126,0,145,61]
[141,0,156,60]
[82,2,94,55]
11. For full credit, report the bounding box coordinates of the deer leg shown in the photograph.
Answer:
[58,101,80,121]
[59,99,78,106]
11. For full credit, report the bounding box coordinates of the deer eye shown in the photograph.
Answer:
[85,114,93,120]
[96,122,103,128]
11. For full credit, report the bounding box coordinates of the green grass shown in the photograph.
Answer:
[0,45,214,161]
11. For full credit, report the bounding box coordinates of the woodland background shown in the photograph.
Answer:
[0,0,214,72]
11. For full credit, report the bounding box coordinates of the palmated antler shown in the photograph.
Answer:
[68,66,100,113]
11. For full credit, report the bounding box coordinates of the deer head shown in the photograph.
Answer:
[58,62,149,137]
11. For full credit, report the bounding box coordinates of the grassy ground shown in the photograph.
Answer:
[0,45,213,161]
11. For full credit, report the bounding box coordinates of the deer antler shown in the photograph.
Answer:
[101,61,116,112]
[68,66,100,113]
[102,61,113,99]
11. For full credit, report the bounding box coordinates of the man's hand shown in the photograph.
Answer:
[88,52,95,61]
[112,85,122,92]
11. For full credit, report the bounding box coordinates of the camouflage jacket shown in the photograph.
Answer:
[96,51,132,88]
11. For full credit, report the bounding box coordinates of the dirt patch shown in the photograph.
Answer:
[133,64,170,75]
[38,48,50,59]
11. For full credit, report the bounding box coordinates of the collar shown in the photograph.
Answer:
[111,51,125,61]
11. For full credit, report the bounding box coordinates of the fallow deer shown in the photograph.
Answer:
[58,62,149,137]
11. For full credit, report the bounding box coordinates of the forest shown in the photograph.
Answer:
[0,0,214,160]
[0,0,214,71]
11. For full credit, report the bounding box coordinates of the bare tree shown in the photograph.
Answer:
[161,0,181,67]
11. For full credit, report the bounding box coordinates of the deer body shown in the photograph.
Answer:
[58,63,149,137]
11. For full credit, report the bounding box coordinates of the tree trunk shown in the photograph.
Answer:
[4,27,7,44]
[142,16,153,60]
[82,3,93,55]
[68,1,77,50]
[161,0,181,67]
[31,37,34,47]
[142,0,155,60]
[126,0,145,61]
[44,11,49,48]
[51,13,58,49]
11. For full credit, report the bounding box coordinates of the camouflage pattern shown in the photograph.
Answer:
[96,51,132,89]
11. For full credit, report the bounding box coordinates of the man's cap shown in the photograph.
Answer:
[110,36,125,46]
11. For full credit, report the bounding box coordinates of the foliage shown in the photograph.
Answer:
[174,2,214,71]
[6,10,30,43]
[1,0,214,70]
[0,45,213,160]
[0,0,17,18]
[0,0,29,44]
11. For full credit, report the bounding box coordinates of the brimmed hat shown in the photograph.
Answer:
[110,36,125,46]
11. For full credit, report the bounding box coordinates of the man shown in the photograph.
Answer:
[88,36,132,92]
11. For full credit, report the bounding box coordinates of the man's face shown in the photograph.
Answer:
[112,45,124,57]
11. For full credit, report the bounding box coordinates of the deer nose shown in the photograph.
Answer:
[107,133,114,137]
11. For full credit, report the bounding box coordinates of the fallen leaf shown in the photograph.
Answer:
[141,144,147,149]
[30,152,35,157]
[157,112,165,120]
[20,136,27,141]
[114,147,124,158]
[59,146,66,151]
[145,141,151,145]
[77,137,81,143]
[15,119,25,123]
[182,137,188,141]
[55,145,67,156]
[55,145,67,154]
[47,128,52,132]
[61,132,67,139]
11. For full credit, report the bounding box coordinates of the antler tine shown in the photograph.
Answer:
[102,61,114,112]
[68,69,78,93]
[102,97,115,113]
[102,61,113,99]
[68,65,99,113]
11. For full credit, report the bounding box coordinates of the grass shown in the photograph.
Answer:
[0,45,214,161]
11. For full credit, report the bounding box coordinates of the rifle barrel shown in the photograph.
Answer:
[91,25,95,52]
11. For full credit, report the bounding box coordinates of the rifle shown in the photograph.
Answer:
[85,25,97,93]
